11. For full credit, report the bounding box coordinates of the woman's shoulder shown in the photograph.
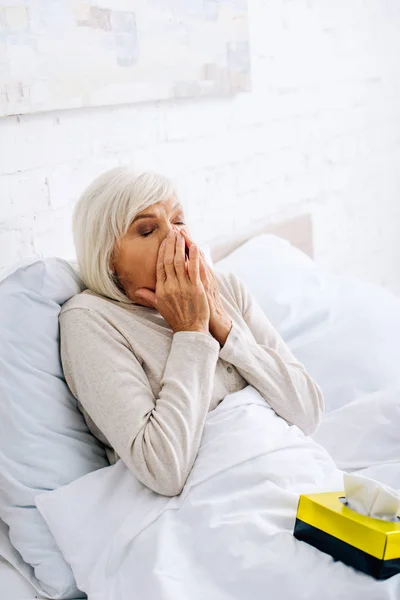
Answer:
[60,288,116,316]
[59,289,146,346]
[59,289,135,351]
[214,270,240,287]
[214,270,246,314]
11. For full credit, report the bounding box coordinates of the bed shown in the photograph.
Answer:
[2,212,400,599]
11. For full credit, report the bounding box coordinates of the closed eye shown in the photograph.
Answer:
[140,222,185,237]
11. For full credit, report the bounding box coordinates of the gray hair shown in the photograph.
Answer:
[73,166,176,302]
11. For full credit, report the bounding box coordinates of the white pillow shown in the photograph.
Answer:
[0,518,46,598]
[215,234,400,412]
[0,258,109,599]
[312,387,400,471]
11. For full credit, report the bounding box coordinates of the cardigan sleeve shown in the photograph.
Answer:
[218,272,324,435]
[59,307,220,497]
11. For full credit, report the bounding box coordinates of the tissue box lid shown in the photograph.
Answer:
[296,492,400,560]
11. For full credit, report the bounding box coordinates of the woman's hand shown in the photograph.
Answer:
[136,230,211,336]
[181,229,232,348]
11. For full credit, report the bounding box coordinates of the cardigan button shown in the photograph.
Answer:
[227,366,233,373]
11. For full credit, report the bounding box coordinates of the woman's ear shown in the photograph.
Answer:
[109,251,120,277]
[111,270,126,294]
[109,248,125,293]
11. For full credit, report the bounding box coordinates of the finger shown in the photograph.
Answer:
[181,229,207,262]
[174,232,187,281]
[197,248,211,277]
[180,227,192,242]
[156,237,168,284]
[199,257,208,288]
[200,251,216,285]
[163,231,178,280]
[181,230,209,274]
[180,228,194,253]
[180,228,209,265]
[187,241,200,285]
[199,248,208,264]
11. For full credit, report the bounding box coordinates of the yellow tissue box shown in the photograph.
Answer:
[293,491,400,580]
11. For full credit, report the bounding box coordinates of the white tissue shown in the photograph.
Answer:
[343,472,400,521]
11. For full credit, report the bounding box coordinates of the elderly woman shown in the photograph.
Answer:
[60,166,324,497]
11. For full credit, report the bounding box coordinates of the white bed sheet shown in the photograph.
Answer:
[3,466,400,600]
[35,385,400,600]
[3,410,400,600]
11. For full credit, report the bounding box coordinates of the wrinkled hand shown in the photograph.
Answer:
[181,229,232,348]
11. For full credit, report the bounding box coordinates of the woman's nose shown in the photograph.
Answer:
[160,227,177,245]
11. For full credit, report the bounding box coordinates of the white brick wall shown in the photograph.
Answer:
[1,0,400,294]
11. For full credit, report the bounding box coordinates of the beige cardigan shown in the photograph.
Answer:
[59,270,324,496]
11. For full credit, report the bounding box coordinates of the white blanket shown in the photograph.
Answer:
[36,385,400,599]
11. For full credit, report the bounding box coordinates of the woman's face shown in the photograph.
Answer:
[112,196,191,307]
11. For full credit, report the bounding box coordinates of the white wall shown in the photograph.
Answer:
[1,0,400,293]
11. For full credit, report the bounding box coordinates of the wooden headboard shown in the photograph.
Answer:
[210,214,314,263]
